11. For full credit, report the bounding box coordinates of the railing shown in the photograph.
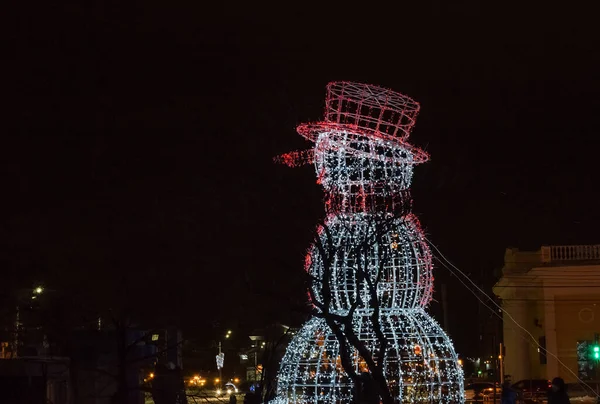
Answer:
[541,245,600,263]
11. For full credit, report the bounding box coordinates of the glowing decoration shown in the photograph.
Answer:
[413,344,422,356]
[273,82,464,403]
[216,352,224,370]
[306,213,434,312]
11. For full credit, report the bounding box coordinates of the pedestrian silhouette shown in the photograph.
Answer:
[501,381,516,404]
[548,377,570,404]
[353,372,379,404]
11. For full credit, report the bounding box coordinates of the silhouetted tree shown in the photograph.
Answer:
[307,215,395,404]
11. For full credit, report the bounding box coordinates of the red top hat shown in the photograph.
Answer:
[275,82,429,168]
[297,81,421,143]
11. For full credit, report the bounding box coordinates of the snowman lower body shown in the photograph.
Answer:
[274,308,464,403]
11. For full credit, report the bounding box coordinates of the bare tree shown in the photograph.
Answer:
[244,214,408,404]
[306,214,395,404]
[256,326,295,403]
[68,308,188,404]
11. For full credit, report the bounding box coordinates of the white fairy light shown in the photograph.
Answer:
[276,312,464,403]
[273,82,464,403]
[306,213,434,312]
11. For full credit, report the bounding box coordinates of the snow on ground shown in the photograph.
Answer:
[570,396,597,403]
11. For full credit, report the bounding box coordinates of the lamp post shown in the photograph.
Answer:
[12,286,44,358]
[216,330,232,390]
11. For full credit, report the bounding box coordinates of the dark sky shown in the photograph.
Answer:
[3,1,600,355]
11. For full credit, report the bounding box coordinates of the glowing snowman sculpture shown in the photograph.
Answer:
[274,82,464,403]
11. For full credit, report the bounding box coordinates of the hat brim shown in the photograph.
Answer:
[297,122,429,165]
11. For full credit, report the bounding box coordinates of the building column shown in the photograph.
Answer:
[503,299,531,382]
[543,290,558,379]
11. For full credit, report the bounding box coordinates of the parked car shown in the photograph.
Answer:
[216,382,239,397]
[465,382,502,401]
[511,379,551,402]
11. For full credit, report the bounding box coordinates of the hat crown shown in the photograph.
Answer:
[323,82,420,141]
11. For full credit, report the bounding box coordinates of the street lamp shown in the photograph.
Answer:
[217,330,232,390]
[12,286,46,358]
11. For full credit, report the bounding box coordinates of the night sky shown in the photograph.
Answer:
[4,2,600,356]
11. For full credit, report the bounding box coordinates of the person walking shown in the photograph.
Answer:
[548,377,570,404]
[501,380,517,404]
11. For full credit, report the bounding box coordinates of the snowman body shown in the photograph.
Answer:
[273,83,464,403]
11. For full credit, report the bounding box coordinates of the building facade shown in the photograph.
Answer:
[493,245,600,383]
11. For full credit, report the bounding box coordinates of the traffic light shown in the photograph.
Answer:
[593,345,599,360]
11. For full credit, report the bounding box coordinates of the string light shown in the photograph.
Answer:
[273,82,464,403]
[306,214,434,312]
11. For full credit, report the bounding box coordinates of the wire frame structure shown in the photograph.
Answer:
[307,214,433,313]
[312,127,427,216]
[275,311,463,404]
[273,82,464,403]
[275,82,428,172]
[299,82,421,143]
